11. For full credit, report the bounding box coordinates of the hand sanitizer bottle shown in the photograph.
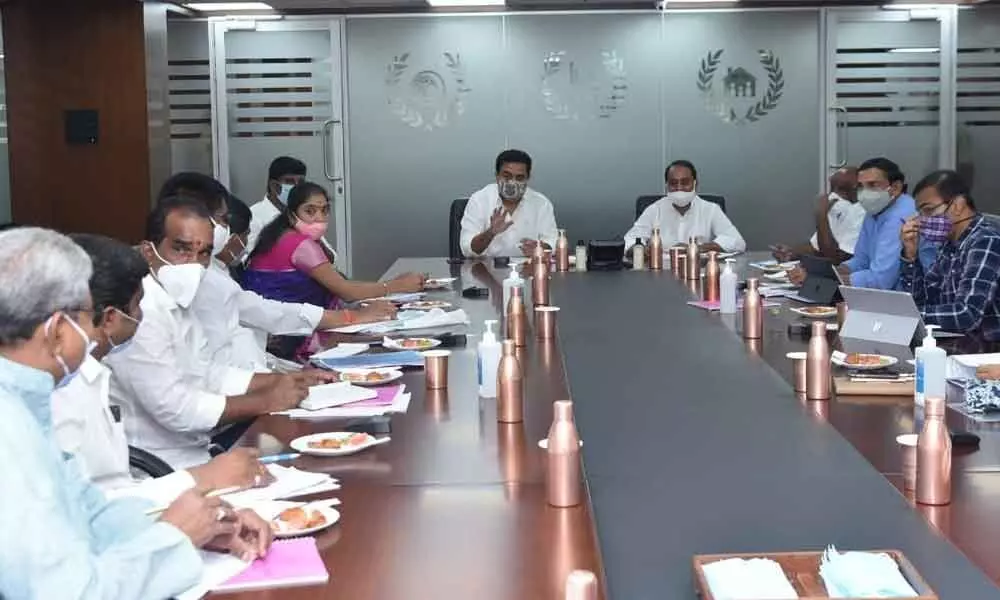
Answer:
[915,325,946,407]
[477,320,502,398]
[502,269,523,314]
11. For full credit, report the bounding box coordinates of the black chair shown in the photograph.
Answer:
[634,194,727,220]
[128,445,174,479]
[449,198,469,260]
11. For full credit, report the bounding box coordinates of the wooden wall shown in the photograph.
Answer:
[2,0,151,242]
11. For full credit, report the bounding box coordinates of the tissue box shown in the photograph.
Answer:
[693,550,937,599]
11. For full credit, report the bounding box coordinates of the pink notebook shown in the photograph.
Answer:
[215,537,329,593]
[350,384,404,408]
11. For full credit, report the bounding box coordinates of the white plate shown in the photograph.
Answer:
[401,300,453,310]
[831,353,899,371]
[269,504,341,538]
[337,368,404,386]
[790,306,837,318]
[383,337,442,351]
[290,432,391,457]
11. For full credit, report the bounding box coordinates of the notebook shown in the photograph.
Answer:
[214,537,330,593]
[299,381,377,411]
[311,350,424,370]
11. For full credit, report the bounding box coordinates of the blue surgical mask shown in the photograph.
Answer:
[45,314,95,389]
[106,308,140,356]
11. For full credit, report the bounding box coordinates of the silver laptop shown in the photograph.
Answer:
[839,286,962,364]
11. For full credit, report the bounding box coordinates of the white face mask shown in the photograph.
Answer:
[106,308,140,357]
[149,243,207,309]
[857,188,894,215]
[45,314,95,389]
[278,183,294,205]
[211,219,230,258]
[667,189,696,208]
[828,192,844,205]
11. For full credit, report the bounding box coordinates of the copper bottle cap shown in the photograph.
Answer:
[553,399,574,422]
[811,320,827,337]
[746,277,759,291]
[924,396,946,418]
[502,339,516,355]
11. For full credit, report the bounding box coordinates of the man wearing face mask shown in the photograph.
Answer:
[899,170,1000,340]
[772,167,864,264]
[835,157,938,289]
[105,196,320,469]
[247,156,307,257]
[52,233,272,498]
[460,149,559,258]
[623,160,746,253]
[0,227,277,599]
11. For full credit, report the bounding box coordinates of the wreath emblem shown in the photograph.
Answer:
[385,52,471,131]
[541,50,628,121]
[696,49,783,125]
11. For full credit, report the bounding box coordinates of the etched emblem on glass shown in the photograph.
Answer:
[696,49,784,125]
[385,52,471,130]
[541,50,628,121]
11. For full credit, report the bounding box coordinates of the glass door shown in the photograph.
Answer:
[210,18,350,273]
[824,7,953,185]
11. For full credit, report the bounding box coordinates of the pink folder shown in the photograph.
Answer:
[215,537,329,593]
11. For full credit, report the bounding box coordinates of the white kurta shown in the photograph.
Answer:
[623,195,746,252]
[459,183,558,258]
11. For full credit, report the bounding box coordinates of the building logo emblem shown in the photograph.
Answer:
[696,49,784,125]
[385,52,471,131]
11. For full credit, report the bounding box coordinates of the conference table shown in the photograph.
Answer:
[230,253,1000,599]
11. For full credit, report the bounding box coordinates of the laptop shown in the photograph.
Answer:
[785,256,841,305]
[839,286,963,363]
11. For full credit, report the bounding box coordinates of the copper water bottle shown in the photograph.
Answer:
[916,396,952,506]
[565,570,598,600]
[547,400,581,507]
[555,229,570,272]
[497,340,524,423]
[532,254,550,306]
[742,278,762,340]
[685,237,700,280]
[507,285,527,347]
[648,228,663,271]
[704,251,720,302]
[806,320,831,400]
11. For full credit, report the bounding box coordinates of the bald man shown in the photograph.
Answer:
[773,167,865,264]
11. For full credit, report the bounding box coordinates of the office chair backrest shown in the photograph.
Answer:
[634,194,727,220]
[449,198,469,260]
[128,446,174,479]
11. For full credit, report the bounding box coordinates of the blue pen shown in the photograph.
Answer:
[259,452,301,464]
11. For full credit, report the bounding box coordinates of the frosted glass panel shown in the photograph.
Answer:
[661,11,821,248]
[346,16,505,278]
[504,13,663,245]
[958,6,1000,214]
[168,20,213,176]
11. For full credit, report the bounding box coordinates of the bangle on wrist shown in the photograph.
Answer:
[382,282,390,295]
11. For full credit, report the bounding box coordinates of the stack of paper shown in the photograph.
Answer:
[946,353,1000,379]
[359,292,426,303]
[279,384,411,419]
[222,465,339,508]
[299,382,377,411]
[332,308,469,335]
[701,557,799,599]
[687,299,782,311]
[310,343,371,361]
[819,546,917,598]
[311,350,424,370]
[177,538,330,599]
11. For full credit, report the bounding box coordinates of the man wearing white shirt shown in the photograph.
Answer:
[624,160,746,253]
[53,233,270,497]
[460,149,558,258]
[772,167,865,264]
[247,156,307,256]
[106,196,313,469]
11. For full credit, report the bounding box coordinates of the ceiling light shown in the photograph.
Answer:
[888,47,940,53]
[185,2,274,11]
[426,0,504,6]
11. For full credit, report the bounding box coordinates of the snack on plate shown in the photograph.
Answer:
[398,338,435,349]
[845,353,889,367]
[307,433,373,450]
[342,371,390,383]
[801,306,835,315]
[272,507,327,532]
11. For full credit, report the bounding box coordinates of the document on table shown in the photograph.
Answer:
[329,308,469,335]
[277,384,411,419]
[819,546,917,598]
[221,465,340,508]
